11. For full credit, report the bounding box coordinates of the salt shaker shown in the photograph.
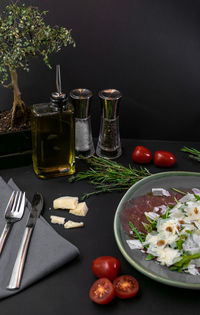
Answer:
[70,88,94,158]
[96,89,122,159]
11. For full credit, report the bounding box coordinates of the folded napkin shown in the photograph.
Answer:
[0,177,79,299]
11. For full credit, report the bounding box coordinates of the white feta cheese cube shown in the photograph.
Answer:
[152,188,170,197]
[50,215,65,225]
[69,202,88,216]
[53,196,78,210]
[64,220,84,229]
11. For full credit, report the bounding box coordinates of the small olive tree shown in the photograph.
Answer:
[0,3,75,128]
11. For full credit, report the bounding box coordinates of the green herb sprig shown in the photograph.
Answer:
[144,214,158,230]
[181,146,200,162]
[171,188,186,195]
[129,221,146,243]
[69,155,151,200]
[162,205,173,219]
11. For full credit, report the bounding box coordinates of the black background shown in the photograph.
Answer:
[0,0,200,141]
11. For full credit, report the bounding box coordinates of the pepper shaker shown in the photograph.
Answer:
[70,88,94,158]
[96,89,122,159]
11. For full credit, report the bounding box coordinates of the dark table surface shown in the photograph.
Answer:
[1,138,200,315]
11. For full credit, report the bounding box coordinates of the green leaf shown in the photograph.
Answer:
[194,194,200,201]
[144,214,157,229]
[142,222,153,233]
[171,253,200,271]
[129,221,145,243]
[0,3,75,83]
[162,205,174,219]
[162,209,169,219]
[145,253,155,261]
[185,230,193,235]
[170,266,184,272]
[176,236,186,250]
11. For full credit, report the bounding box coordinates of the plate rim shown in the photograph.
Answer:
[114,170,200,289]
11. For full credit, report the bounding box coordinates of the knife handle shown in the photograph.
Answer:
[0,222,12,255]
[7,226,33,290]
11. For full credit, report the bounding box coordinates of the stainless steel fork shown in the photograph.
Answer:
[0,191,26,255]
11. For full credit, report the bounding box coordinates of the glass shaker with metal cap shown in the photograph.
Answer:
[70,88,94,158]
[96,89,122,159]
[31,65,75,178]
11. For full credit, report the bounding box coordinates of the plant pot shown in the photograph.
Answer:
[0,128,32,169]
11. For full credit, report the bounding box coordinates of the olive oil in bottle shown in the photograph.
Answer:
[31,66,75,179]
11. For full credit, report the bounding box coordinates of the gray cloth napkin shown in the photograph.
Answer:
[0,177,79,299]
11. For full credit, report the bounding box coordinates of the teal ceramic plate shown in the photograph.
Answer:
[114,171,200,289]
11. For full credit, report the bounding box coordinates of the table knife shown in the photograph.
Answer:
[7,192,44,290]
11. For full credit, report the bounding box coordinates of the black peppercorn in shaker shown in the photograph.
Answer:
[96,89,122,159]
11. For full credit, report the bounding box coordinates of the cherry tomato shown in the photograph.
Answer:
[132,146,152,164]
[92,256,121,281]
[89,278,115,304]
[113,275,139,299]
[154,151,176,167]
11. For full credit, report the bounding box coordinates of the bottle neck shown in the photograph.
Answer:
[50,92,67,111]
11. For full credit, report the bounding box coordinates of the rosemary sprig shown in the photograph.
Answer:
[69,155,151,200]
[181,146,200,162]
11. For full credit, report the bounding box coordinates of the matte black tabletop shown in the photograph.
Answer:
[1,138,200,315]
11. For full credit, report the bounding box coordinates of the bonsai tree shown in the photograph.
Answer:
[0,3,75,128]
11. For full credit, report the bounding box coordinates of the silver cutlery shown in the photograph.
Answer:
[7,192,44,290]
[0,191,26,255]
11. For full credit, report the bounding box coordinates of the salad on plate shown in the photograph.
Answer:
[125,187,200,275]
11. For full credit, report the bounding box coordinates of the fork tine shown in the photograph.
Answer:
[0,190,26,256]
[11,191,19,213]
[18,192,26,216]
[5,191,15,214]
[13,191,22,213]
[7,191,15,207]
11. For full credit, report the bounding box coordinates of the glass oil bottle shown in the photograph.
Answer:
[31,66,75,178]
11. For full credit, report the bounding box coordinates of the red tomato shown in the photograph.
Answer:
[132,146,152,164]
[92,256,121,281]
[113,275,139,299]
[154,151,176,167]
[89,278,115,304]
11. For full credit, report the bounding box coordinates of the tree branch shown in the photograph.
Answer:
[3,82,12,89]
